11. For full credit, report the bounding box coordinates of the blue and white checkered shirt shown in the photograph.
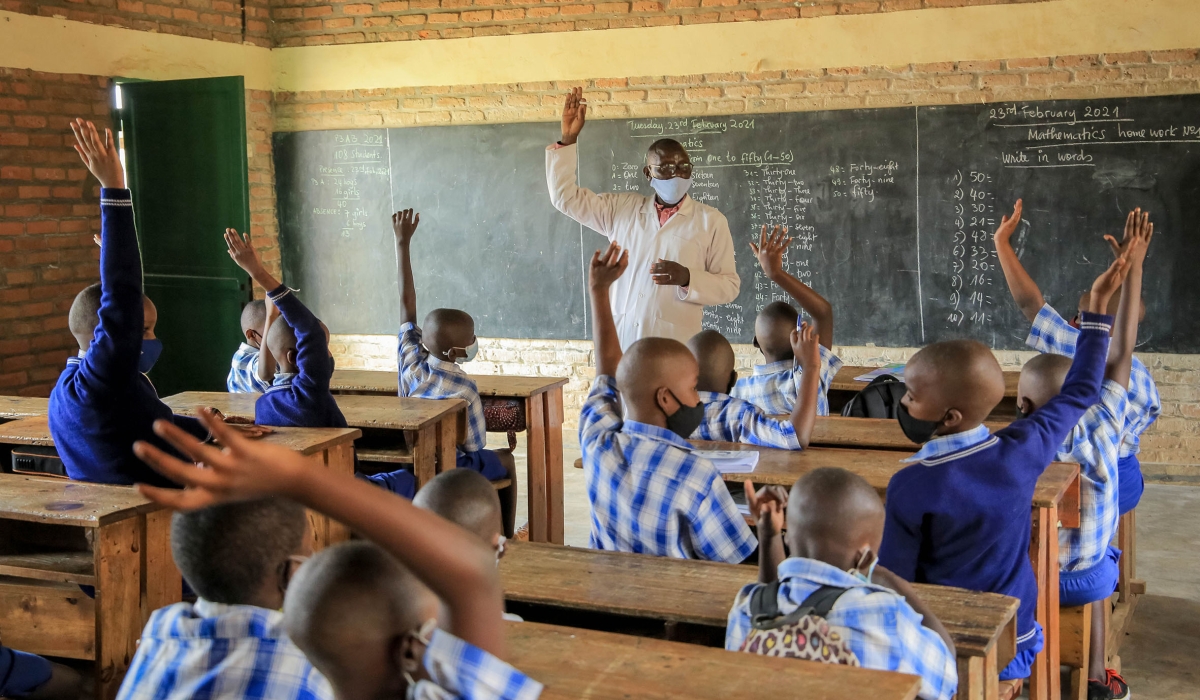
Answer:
[115,599,332,700]
[692,391,800,449]
[901,424,994,463]
[1056,379,1127,572]
[579,376,757,563]
[419,628,542,700]
[228,343,271,393]
[726,558,957,700]
[730,345,843,417]
[398,322,486,453]
[1027,303,1159,458]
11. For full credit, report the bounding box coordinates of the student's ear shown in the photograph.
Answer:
[245,329,261,347]
[940,408,964,431]
[1018,397,1036,417]
[751,336,760,350]
[395,632,423,680]
[655,386,677,416]
[286,348,298,367]
[726,370,738,395]
[643,164,652,181]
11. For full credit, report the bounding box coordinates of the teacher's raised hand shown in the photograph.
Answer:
[560,86,587,146]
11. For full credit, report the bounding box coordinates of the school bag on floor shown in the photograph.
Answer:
[841,374,906,419]
[738,582,859,665]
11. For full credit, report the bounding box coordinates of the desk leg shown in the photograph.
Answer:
[525,396,549,543]
[141,510,181,626]
[95,517,142,700]
[1028,508,1050,700]
[958,656,983,700]
[985,646,1000,700]
[1047,505,1061,700]
[1117,510,1136,603]
[438,415,458,474]
[544,389,565,546]
[414,424,438,490]
[323,443,354,547]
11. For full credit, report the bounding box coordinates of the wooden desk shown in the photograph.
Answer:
[508,620,922,700]
[827,365,1020,420]
[809,415,1010,451]
[698,440,1078,700]
[0,395,49,421]
[162,391,463,490]
[330,370,570,544]
[0,474,178,699]
[502,541,1016,700]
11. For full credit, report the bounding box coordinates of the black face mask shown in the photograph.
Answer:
[664,389,705,439]
[897,402,942,444]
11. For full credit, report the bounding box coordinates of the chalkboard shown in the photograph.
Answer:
[274,93,1200,352]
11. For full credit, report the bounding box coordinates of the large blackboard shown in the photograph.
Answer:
[273,94,1200,351]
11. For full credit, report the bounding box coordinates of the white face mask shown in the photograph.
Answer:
[649,176,692,206]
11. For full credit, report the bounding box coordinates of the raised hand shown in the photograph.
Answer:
[589,241,628,292]
[1087,254,1132,315]
[650,258,689,287]
[791,321,820,373]
[745,480,788,538]
[993,199,1023,248]
[225,229,263,274]
[749,224,791,280]
[560,87,588,146]
[70,118,124,190]
[133,408,311,510]
[392,208,420,247]
[1105,208,1153,265]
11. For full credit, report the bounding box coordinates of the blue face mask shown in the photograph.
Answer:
[139,338,163,374]
[649,176,692,206]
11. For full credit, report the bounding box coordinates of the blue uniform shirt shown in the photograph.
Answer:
[254,286,346,429]
[692,391,800,449]
[397,322,487,453]
[731,344,843,416]
[418,628,543,700]
[227,342,271,393]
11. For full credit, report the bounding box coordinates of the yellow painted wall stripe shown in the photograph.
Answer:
[3,0,1200,93]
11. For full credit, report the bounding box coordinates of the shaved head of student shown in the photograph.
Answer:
[616,336,702,428]
[687,329,738,395]
[240,299,266,348]
[901,339,1005,437]
[285,541,440,700]
[422,308,477,364]
[69,282,158,350]
[786,467,886,573]
[1017,352,1073,417]
[753,300,800,364]
[414,468,504,554]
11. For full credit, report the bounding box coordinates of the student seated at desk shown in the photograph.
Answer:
[728,468,956,700]
[131,410,544,700]
[48,119,219,487]
[879,252,1132,690]
[392,208,518,536]
[732,226,843,416]
[227,299,272,393]
[117,498,331,700]
[580,242,756,564]
[995,200,1161,516]
[688,325,820,449]
[0,644,82,700]
[1014,214,1152,700]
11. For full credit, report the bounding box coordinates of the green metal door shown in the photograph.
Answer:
[117,76,251,396]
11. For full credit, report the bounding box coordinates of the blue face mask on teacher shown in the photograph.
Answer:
[649,176,692,206]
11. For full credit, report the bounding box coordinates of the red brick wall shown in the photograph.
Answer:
[2,0,272,47]
[0,68,109,396]
[271,0,1047,47]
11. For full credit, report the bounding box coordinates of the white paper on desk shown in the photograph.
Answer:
[694,449,760,473]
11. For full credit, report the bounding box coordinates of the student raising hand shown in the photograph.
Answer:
[392,207,420,246]
[1104,207,1152,260]
[744,480,788,584]
[589,241,628,291]
[1087,250,1133,316]
[993,198,1023,248]
[225,229,283,293]
[749,224,791,278]
[70,118,124,190]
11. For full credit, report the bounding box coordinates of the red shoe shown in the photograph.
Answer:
[1102,669,1129,700]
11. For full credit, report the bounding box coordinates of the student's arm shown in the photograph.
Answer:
[789,322,820,448]
[268,286,334,391]
[70,120,143,387]
[870,565,956,659]
[675,217,740,308]
[546,88,623,236]
[993,200,1047,323]
[1104,210,1153,390]
[256,297,279,385]
[392,208,419,327]
[878,480,921,581]
[590,242,628,378]
[132,411,506,657]
[751,225,834,348]
[745,481,787,583]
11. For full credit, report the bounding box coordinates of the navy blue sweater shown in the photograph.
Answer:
[254,285,347,429]
[48,189,208,487]
[879,312,1112,645]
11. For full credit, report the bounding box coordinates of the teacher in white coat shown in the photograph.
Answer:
[546,87,741,349]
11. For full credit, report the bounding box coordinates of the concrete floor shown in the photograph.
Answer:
[504,433,1200,698]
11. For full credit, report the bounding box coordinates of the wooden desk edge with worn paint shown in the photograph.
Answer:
[0,395,50,420]
[0,474,161,527]
[329,369,569,398]
[259,426,363,456]
[162,391,466,430]
[0,415,53,446]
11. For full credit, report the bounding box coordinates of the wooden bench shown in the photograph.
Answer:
[501,541,1016,700]
[507,620,923,700]
[330,370,569,544]
[829,365,1020,422]
[0,474,179,699]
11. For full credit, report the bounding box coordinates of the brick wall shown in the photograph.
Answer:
[0,68,109,396]
[2,0,272,47]
[246,89,281,283]
[270,0,1047,47]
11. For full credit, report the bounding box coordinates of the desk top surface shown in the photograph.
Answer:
[329,369,568,398]
[809,416,1011,450]
[0,474,159,527]
[830,365,1020,398]
[163,391,464,430]
[501,542,1017,662]
[0,395,49,420]
[507,619,922,700]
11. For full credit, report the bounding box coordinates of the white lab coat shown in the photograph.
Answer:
[546,143,740,348]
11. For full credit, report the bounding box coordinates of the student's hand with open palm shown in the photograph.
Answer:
[745,480,787,539]
[993,199,1023,249]
[225,229,264,275]
[134,408,311,510]
[70,118,124,190]
[1105,208,1153,267]
[589,241,628,293]
[750,224,791,282]
[560,87,587,146]
[392,208,420,248]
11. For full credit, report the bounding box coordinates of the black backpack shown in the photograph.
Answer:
[841,374,907,419]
